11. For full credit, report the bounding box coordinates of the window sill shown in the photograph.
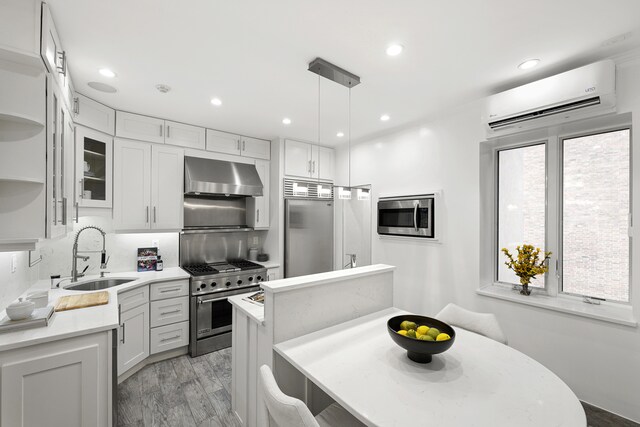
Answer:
[477,284,637,327]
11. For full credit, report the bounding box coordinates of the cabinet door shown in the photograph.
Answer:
[113,139,151,231]
[0,332,111,427]
[150,321,189,355]
[74,93,115,135]
[115,111,164,144]
[165,120,206,150]
[63,108,75,232]
[248,160,269,229]
[284,139,312,178]
[118,303,149,376]
[316,146,335,181]
[46,76,65,239]
[149,296,189,328]
[206,129,241,155]
[151,145,184,230]
[41,3,67,92]
[76,126,113,208]
[241,136,270,160]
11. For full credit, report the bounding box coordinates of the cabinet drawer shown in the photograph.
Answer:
[150,279,189,301]
[150,296,189,327]
[150,321,189,354]
[118,285,149,313]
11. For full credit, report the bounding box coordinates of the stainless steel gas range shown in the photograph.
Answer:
[183,259,266,357]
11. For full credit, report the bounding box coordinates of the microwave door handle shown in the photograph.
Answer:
[413,203,419,231]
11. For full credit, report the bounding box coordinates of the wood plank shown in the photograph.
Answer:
[182,379,218,424]
[54,291,109,311]
[166,403,198,427]
[141,389,169,427]
[172,355,197,382]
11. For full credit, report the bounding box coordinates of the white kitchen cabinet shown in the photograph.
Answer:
[114,139,183,232]
[118,302,150,376]
[267,267,280,281]
[150,321,189,355]
[247,160,270,229]
[73,93,115,136]
[150,279,189,301]
[46,75,74,238]
[113,139,151,231]
[150,296,189,328]
[41,3,70,101]
[115,111,165,144]
[0,0,42,67]
[75,125,113,208]
[206,129,241,155]
[165,120,206,149]
[241,136,270,160]
[118,285,149,313]
[0,331,112,427]
[284,139,335,181]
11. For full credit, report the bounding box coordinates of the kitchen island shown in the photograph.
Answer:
[229,264,395,427]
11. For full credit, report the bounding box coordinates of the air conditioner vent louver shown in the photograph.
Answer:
[284,179,334,200]
[488,97,601,130]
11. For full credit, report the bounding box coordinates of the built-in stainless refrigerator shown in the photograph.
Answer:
[285,199,334,278]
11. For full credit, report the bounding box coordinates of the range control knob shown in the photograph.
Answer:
[256,275,263,281]
[248,277,253,282]
[225,281,231,287]
[210,282,217,288]
[237,280,243,285]
[199,284,206,290]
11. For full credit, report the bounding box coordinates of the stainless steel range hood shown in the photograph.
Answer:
[184,157,263,197]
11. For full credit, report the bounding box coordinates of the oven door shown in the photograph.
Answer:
[195,286,260,339]
[377,197,434,237]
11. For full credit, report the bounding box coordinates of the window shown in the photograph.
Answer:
[562,129,630,301]
[491,124,632,303]
[497,143,546,287]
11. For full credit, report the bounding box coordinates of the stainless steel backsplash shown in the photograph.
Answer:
[179,231,264,265]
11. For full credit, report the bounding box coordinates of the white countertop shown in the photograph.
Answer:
[228,292,265,324]
[274,307,586,427]
[261,264,394,293]
[256,260,280,270]
[0,267,189,352]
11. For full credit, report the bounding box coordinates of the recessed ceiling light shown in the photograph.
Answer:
[98,68,116,78]
[386,44,404,56]
[336,132,344,137]
[282,117,291,125]
[380,114,390,122]
[518,59,540,70]
[210,98,222,106]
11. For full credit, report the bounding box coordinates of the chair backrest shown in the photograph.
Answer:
[259,365,320,427]
[435,303,508,345]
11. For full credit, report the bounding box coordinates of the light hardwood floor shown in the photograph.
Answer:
[117,348,241,427]
[117,348,639,427]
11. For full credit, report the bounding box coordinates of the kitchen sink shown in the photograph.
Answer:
[65,278,135,291]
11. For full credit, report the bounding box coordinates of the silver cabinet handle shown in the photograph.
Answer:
[75,201,79,223]
[160,335,181,342]
[308,160,312,173]
[312,161,316,174]
[242,140,245,151]
[257,209,260,223]
[146,206,149,223]
[57,50,67,76]
[73,97,79,115]
[62,197,68,225]
[153,206,157,223]
[160,287,182,293]
[160,309,181,316]
[120,323,125,344]
[413,202,419,231]
[166,125,170,138]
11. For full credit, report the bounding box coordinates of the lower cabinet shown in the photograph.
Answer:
[118,302,149,376]
[0,331,112,427]
[267,267,281,281]
[150,321,189,355]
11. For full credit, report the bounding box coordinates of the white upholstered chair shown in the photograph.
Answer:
[435,303,508,345]
[259,365,365,427]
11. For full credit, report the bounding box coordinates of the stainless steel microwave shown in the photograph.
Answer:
[377,195,435,238]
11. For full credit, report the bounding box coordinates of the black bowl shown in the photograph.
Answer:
[387,315,456,363]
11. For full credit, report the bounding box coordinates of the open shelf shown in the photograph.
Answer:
[0,176,45,185]
[0,112,45,138]
[0,46,44,71]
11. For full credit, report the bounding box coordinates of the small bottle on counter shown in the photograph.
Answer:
[156,255,163,271]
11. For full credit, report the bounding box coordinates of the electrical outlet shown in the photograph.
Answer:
[10,254,17,273]
[151,239,159,248]
[252,236,259,245]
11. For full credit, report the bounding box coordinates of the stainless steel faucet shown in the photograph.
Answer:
[71,225,109,282]
[344,253,357,269]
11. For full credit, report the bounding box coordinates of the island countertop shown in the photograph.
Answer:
[0,267,189,352]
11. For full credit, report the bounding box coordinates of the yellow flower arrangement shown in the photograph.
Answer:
[501,244,551,295]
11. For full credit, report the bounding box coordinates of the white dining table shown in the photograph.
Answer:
[273,307,586,427]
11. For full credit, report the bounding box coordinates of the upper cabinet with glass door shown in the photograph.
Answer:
[76,126,113,208]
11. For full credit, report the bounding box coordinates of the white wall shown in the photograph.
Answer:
[337,57,640,422]
[0,251,40,310]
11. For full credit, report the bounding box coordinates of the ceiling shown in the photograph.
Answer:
[49,0,640,145]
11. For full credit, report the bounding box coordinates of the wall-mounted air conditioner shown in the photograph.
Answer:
[484,60,616,137]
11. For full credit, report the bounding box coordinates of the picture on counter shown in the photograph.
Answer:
[137,247,158,272]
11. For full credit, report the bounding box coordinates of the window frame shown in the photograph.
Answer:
[557,126,633,303]
[489,119,633,305]
[495,139,549,292]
